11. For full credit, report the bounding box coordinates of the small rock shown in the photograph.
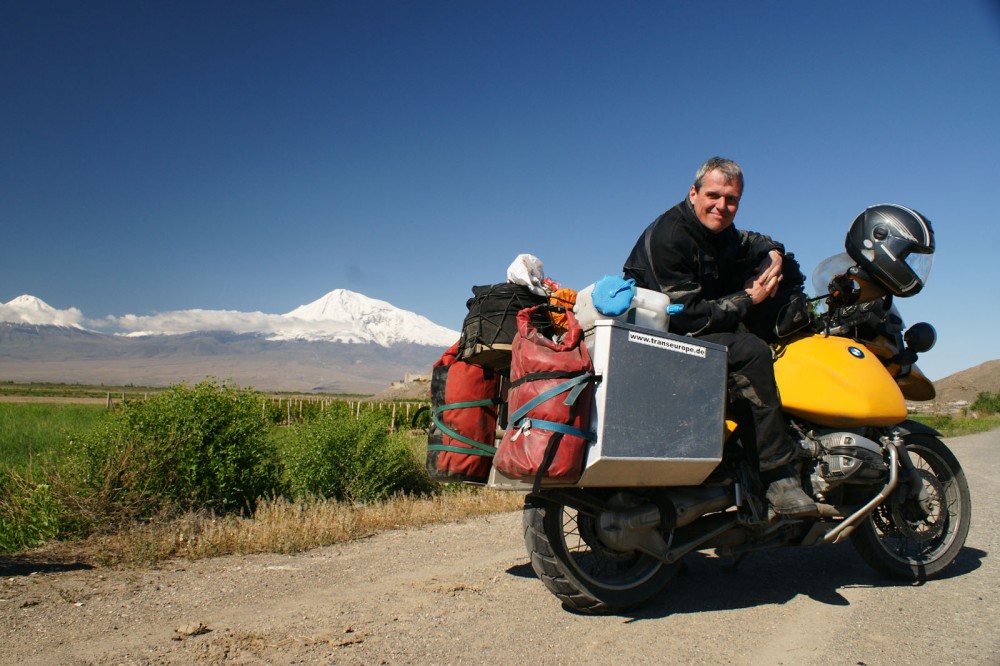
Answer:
[175,622,211,637]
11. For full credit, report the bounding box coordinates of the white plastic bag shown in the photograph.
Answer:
[506,254,547,296]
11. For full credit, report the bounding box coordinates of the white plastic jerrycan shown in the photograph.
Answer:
[625,287,671,332]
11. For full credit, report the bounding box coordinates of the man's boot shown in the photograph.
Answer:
[763,466,817,517]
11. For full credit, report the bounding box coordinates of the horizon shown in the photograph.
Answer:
[2,289,996,384]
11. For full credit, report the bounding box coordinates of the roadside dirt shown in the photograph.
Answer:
[2,432,997,665]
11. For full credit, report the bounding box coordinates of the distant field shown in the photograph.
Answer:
[0,381,372,404]
[0,381,163,403]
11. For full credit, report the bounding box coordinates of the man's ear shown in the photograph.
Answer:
[688,184,698,202]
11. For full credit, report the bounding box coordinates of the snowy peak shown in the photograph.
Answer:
[1,290,459,348]
[279,289,458,347]
[285,289,391,322]
[0,295,86,329]
[8,295,55,313]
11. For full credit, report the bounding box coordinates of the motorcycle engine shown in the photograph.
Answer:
[801,431,888,495]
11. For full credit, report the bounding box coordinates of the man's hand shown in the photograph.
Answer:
[744,250,784,304]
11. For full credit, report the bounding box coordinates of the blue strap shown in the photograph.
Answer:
[509,373,596,442]
[430,400,497,455]
[509,373,592,424]
[515,418,596,442]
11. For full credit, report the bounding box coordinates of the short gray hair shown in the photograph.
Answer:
[693,157,744,192]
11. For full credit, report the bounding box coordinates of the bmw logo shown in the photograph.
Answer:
[848,346,865,359]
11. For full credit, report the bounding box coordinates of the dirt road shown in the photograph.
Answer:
[2,432,997,665]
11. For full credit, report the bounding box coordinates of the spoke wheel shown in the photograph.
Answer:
[851,434,971,580]
[523,493,679,614]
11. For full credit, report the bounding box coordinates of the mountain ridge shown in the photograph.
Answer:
[1,290,459,348]
[0,323,449,394]
[0,290,459,393]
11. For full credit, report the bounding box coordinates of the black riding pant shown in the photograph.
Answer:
[699,331,796,472]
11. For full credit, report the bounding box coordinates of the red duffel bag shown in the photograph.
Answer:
[494,306,595,488]
[425,341,501,483]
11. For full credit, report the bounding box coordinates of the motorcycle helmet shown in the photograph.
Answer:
[845,204,935,297]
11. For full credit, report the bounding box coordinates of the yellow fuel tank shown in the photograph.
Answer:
[773,335,906,427]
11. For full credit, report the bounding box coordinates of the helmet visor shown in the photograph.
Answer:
[905,251,934,287]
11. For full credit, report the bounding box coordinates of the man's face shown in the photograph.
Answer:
[689,169,742,233]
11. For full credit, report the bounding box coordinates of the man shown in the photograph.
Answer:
[623,157,815,517]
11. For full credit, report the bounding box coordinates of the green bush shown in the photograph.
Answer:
[0,472,64,552]
[970,391,1000,415]
[282,410,432,502]
[78,381,280,518]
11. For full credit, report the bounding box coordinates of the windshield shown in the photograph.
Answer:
[811,253,856,296]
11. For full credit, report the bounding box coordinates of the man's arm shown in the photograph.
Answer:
[648,228,754,336]
[739,230,787,301]
[738,229,784,259]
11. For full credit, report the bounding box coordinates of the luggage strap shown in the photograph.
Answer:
[428,399,499,456]
[508,369,588,389]
[508,373,596,443]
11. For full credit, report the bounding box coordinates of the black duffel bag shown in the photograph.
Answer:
[458,283,547,369]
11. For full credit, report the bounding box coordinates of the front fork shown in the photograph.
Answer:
[891,432,934,513]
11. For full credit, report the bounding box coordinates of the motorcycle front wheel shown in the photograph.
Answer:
[523,494,679,614]
[851,434,971,580]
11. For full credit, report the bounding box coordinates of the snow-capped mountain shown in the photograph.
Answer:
[0,295,86,329]
[279,289,457,347]
[0,290,459,392]
[1,290,458,347]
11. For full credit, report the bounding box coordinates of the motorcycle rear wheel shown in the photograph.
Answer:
[851,434,971,580]
[523,494,679,614]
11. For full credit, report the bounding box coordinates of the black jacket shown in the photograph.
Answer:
[623,198,783,336]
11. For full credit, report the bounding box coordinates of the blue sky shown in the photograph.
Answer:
[2,1,998,381]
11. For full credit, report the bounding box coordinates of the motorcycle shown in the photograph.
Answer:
[490,206,972,614]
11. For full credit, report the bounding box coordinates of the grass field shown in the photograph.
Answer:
[909,412,1000,437]
[0,403,106,475]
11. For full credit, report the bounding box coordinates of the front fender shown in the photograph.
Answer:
[895,418,943,438]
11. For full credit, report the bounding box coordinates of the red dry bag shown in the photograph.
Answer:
[425,341,501,483]
[494,306,595,488]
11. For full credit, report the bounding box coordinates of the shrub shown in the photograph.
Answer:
[282,410,432,502]
[77,381,280,519]
[0,471,64,552]
[970,390,1000,415]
